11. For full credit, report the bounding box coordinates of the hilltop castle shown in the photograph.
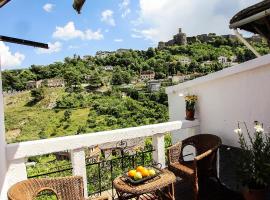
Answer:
[158,28,263,49]
[158,28,187,49]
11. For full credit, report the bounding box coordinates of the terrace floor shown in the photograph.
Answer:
[174,178,243,200]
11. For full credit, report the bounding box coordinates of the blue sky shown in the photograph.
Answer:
[0,0,260,70]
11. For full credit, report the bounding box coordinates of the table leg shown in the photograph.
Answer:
[170,183,175,200]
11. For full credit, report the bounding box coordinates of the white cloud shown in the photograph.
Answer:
[52,21,104,41]
[101,10,116,26]
[43,3,54,12]
[132,28,159,40]
[136,0,260,43]
[36,41,62,54]
[114,38,123,42]
[0,42,25,69]
[131,34,142,39]
[84,29,104,40]
[119,0,131,18]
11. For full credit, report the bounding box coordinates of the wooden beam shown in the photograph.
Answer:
[0,35,48,49]
[0,0,11,8]
[263,17,270,33]
[253,25,270,44]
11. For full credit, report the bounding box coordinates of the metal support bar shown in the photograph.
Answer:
[233,29,261,58]
[0,35,48,49]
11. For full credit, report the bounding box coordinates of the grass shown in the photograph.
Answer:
[4,87,168,144]
[4,88,90,143]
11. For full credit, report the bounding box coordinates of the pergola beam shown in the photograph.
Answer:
[0,35,48,49]
[0,0,10,8]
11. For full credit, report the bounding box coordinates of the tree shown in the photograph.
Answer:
[111,67,131,85]
[87,72,103,89]
[31,87,45,102]
[146,47,156,58]
[63,68,82,92]
[63,109,72,122]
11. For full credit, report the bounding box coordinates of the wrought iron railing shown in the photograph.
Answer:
[26,134,174,200]
[86,140,156,199]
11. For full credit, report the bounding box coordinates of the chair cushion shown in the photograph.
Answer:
[169,161,194,175]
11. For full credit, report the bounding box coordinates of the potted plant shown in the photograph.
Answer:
[184,95,197,120]
[234,121,270,200]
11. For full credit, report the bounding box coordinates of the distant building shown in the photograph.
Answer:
[82,55,92,60]
[84,75,92,81]
[85,146,101,163]
[100,138,145,159]
[202,61,213,66]
[140,71,155,80]
[95,51,113,58]
[158,28,187,49]
[148,80,161,92]
[44,78,65,88]
[116,49,130,53]
[247,34,263,43]
[26,80,42,89]
[179,57,191,65]
[103,65,114,71]
[218,56,228,64]
[171,75,190,83]
[197,34,214,43]
[158,42,166,49]
[230,56,237,62]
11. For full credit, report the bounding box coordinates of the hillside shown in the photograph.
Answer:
[3,35,270,143]
[5,87,168,143]
[2,36,270,92]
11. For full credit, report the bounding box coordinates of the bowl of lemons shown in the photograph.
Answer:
[124,166,161,184]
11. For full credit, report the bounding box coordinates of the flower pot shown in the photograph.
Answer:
[243,188,267,200]
[186,109,195,120]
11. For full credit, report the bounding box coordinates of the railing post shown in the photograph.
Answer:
[2,158,27,200]
[152,133,166,168]
[70,148,88,197]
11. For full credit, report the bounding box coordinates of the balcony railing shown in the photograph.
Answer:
[5,120,199,198]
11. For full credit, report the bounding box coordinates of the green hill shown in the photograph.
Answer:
[5,87,168,143]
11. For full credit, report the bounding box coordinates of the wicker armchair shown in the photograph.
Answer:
[7,176,108,200]
[167,134,222,200]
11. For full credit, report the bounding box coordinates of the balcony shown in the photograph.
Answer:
[1,54,270,199]
[3,120,200,199]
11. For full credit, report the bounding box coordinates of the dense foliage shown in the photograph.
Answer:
[2,37,269,91]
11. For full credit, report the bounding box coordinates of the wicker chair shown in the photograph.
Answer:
[167,134,222,200]
[7,176,108,200]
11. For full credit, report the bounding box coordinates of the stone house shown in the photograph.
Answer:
[26,80,43,89]
[179,57,191,65]
[140,71,155,80]
[103,65,114,71]
[147,80,161,92]
[44,78,65,88]
[95,51,113,58]
[218,56,228,64]
[202,60,213,66]
[99,138,145,159]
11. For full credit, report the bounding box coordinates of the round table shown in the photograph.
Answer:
[113,169,176,200]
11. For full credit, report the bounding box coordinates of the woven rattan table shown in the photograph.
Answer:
[113,169,176,200]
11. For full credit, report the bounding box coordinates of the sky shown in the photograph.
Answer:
[0,0,260,70]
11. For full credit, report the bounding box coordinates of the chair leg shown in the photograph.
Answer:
[214,175,225,188]
[192,177,199,200]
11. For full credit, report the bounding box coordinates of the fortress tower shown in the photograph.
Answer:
[158,28,187,49]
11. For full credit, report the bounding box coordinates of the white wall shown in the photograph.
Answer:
[167,55,270,147]
[0,73,7,199]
